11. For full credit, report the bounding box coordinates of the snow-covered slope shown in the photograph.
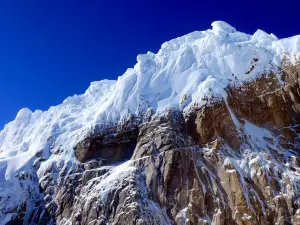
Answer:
[0,21,300,224]
[1,21,300,169]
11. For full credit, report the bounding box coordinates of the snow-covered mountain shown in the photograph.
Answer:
[1,21,300,225]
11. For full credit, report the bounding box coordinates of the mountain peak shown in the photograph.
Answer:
[1,22,300,164]
[1,22,300,225]
[211,21,237,34]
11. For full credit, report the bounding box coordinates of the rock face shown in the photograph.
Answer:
[74,128,139,163]
[33,71,300,225]
[1,22,300,225]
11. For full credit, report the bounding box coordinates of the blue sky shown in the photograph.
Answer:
[0,0,299,128]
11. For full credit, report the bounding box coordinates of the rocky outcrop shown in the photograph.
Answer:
[21,84,291,225]
[28,70,300,225]
[3,60,300,225]
[74,128,138,163]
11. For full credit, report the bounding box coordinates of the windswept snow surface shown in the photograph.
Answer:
[1,21,300,181]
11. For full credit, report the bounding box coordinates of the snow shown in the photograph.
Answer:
[2,152,32,179]
[93,161,137,202]
[211,21,237,34]
[75,161,171,225]
[0,21,299,171]
[273,35,300,54]
[0,22,300,219]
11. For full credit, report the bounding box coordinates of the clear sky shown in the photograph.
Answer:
[0,0,299,128]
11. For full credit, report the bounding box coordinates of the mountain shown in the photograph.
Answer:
[1,21,300,225]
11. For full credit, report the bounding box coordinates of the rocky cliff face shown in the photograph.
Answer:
[1,21,300,225]
[22,67,300,225]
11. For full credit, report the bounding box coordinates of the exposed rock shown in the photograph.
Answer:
[31,74,300,225]
[74,129,138,163]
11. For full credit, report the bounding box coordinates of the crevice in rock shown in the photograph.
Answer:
[74,128,139,164]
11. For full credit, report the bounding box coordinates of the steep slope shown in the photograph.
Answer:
[0,21,300,225]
